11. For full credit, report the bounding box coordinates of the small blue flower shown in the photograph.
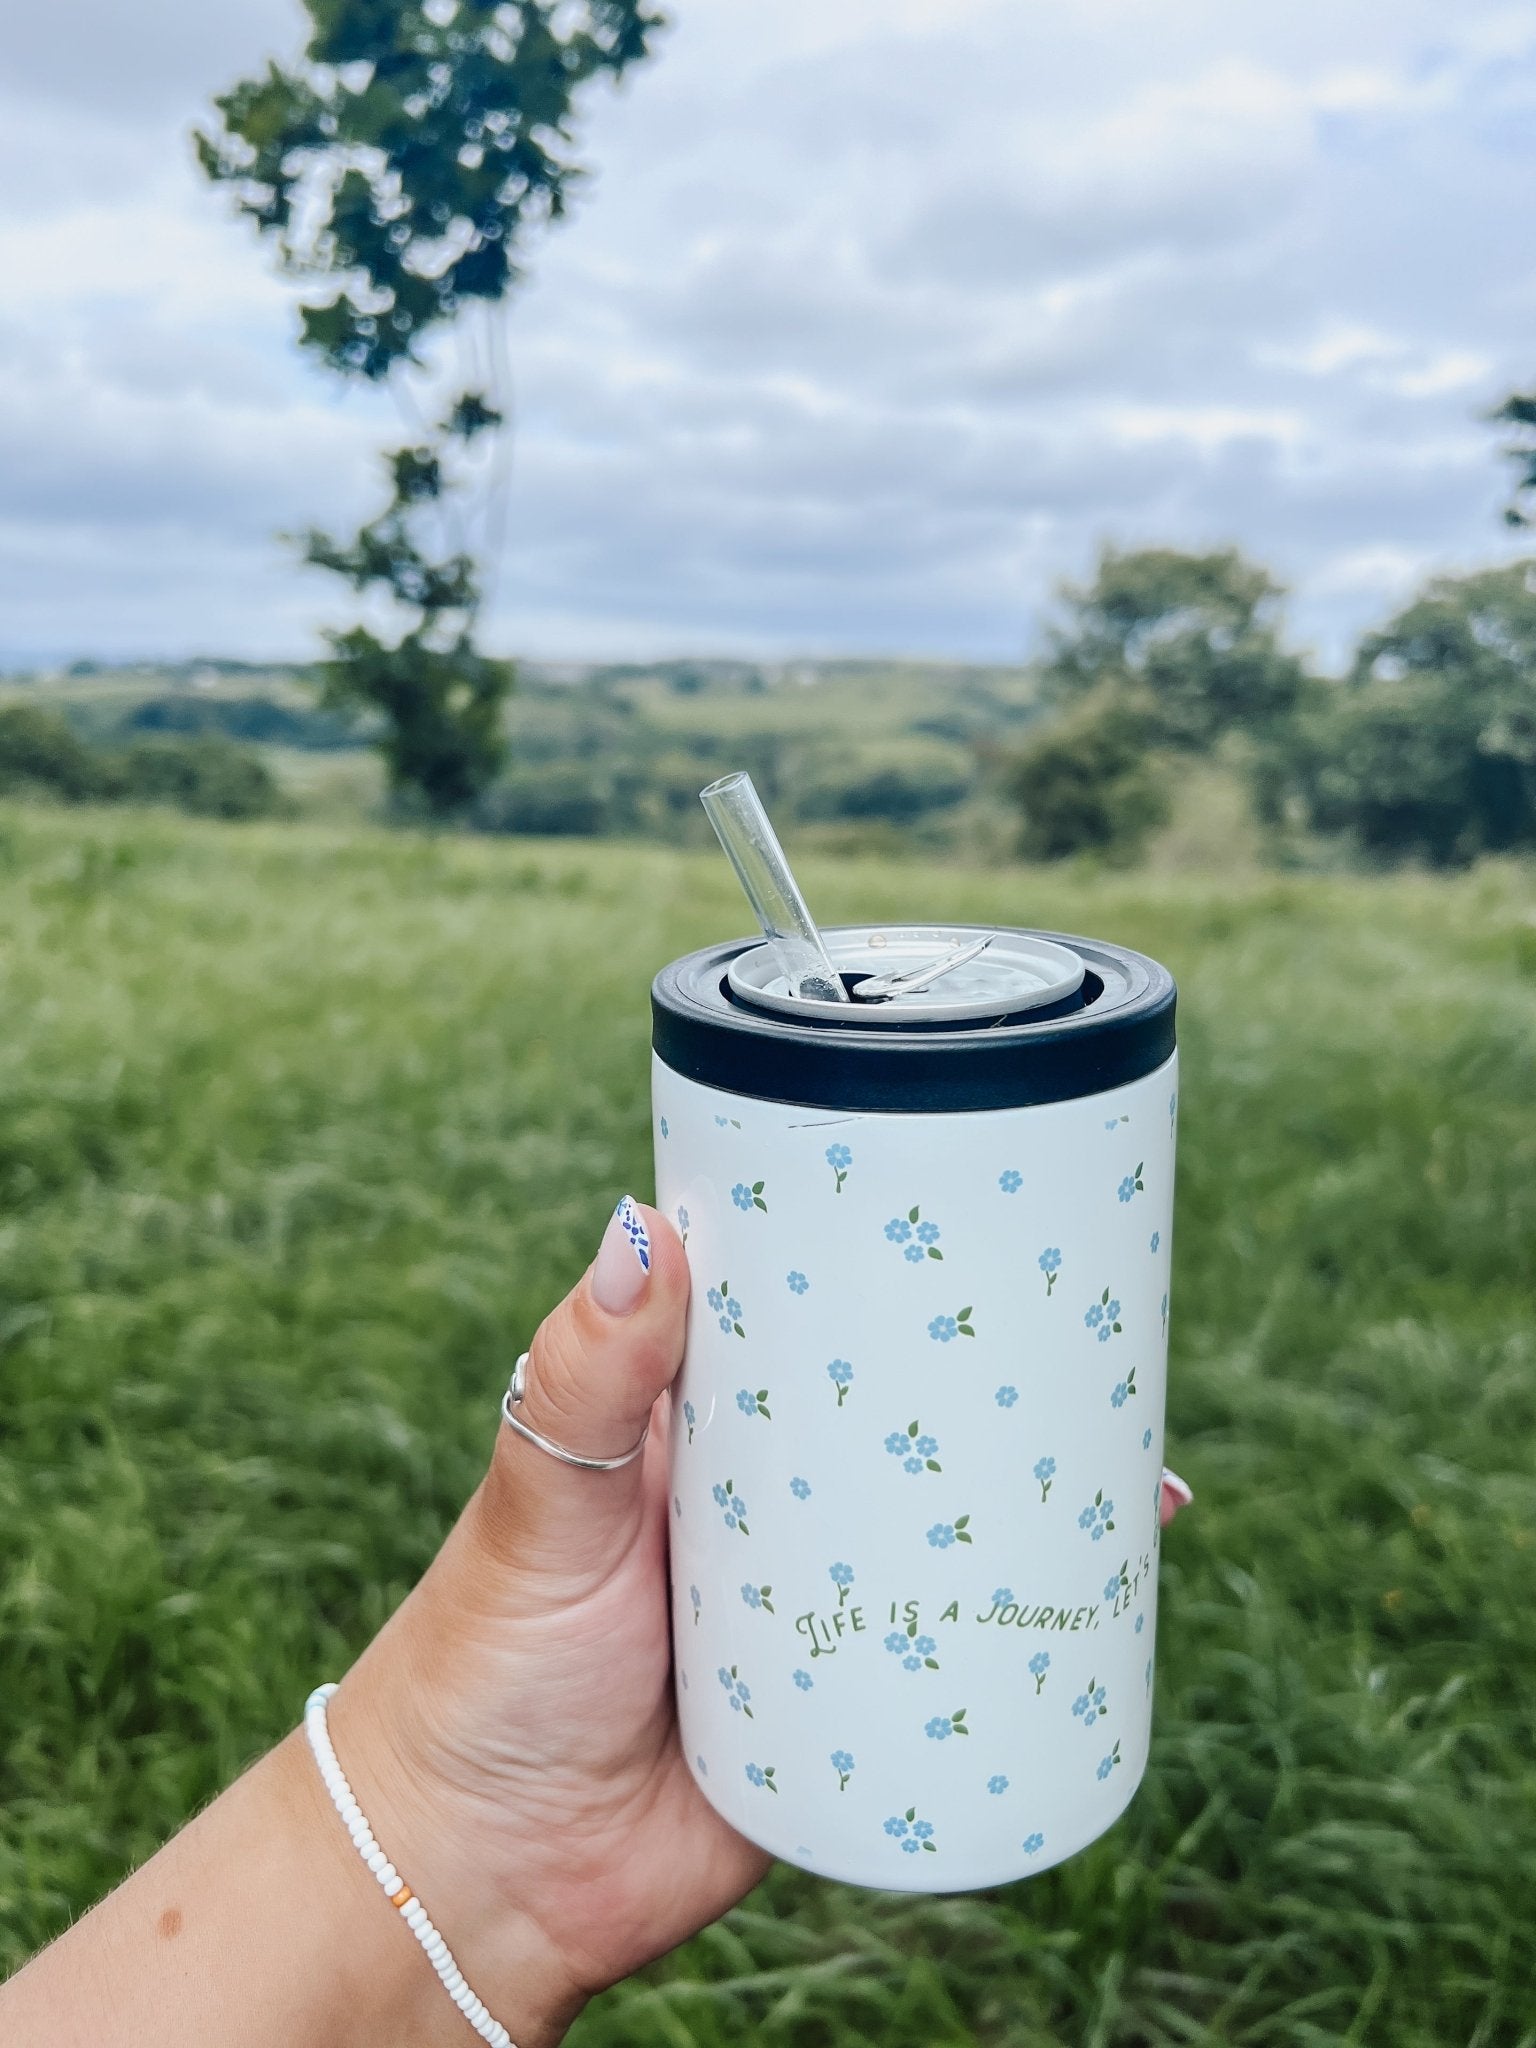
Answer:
[690,1584,701,1611]
[901,1835,921,1853]
[1106,1299,1121,1321]
[790,1475,811,1499]
[1142,1428,1152,1450]
[903,1242,924,1263]
[717,1665,731,1687]
[925,1716,953,1740]
[677,1205,689,1235]
[1034,1456,1056,1482]
[912,1819,935,1839]
[999,1168,1023,1193]
[684,1399,696,1430]
[929,1315,958,1343]
[1029,1651,1050,1678]
[718,1314,734,1334]
[737,1389,757,1415]
[786,1270,809,1294]
[731,1183,754,1211]
[1098,1324,1112,1344]
[1092,1684,1106,1707]
[1072,1693,1090,1718]
[1150,1231,1160,1253]
[829,1561,855,1588]
[1023,1831,1045,1853]
[1097,1756,1114,1780]
[826,1144,852,1170]
[884,1631,907,1653]
[926,1522,955,1549]
[904,1454,924,1473]
[1084,1303,1104,1329]
[988,1774,1009,1795]
[885,1217,913,1243]
[902,1653,922,1670]
[1104,1575,1121,1601]
[746,1763,766,1786]
[1118,1176,1135,1203]
[884,1815,909,1837]
[1104,1118,1118,1131]
[707,1288,724,1314]
[741,1583,762,1608]
[1135,1613,1145,1634]
[885,1431,908,1455]
[1111,1381,1128,1407]
[915,1434,938,1458]
[992,1587,1014,1607]
[659,1116,669,1139]
[1078,1505,1095,1528]
[726,1296,743,1320]
[995,1385,1018,1408]
[916,1221,940,1246]
[697,1754,708,1775]
[831,1750,854,1773]
[793,1669,813,1691]
[712,1483,728,1507]
[1038,1246,1062,1275]
[827,1358,854,1386]
[914,1634,937,1655]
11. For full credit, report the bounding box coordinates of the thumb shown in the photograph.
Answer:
[473,1196,689,1586]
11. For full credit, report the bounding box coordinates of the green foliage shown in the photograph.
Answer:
[0,704,104,800]
[0,707,280,820]
[198,0,665,813]
[998,689,1171,862]
[0,807,1533,2046]
[1043,546,1309,750]
[1259,564,1536,866]
[125,694,357,750]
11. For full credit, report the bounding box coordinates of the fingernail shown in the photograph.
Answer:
[1161,1469,1194,1510]
[592,1196,650,1314]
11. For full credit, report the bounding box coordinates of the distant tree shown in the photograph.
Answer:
[197,0,664,814]
[1042,546,1308,750]
[0,705,103,801]
[998,689,1170,864]
[1493,390,1536,524]
[1258,564,1536,865]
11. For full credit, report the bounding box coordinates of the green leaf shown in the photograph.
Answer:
[926,1459,941,1472]
[929,1246,943,1260]
[957,1531,972,1543]
[958,1307,973,1320]
[955,1514,970,1528]
[922,1839,937,1851]
[734,1324,745,1338]
[909,1206,920,1223]
[752,1181,764,1193]
[757,1389,769,1402]
[905,1806,916,1822]
[908,1421,919,1436]
[1112,1322,1122,1334]
[754,1197,767,1212]
[1102,1287,1110,1304]
[924,1657,939,1669]
[737,1521,749,1535]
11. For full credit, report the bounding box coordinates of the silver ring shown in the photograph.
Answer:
[500,1351,649,1472]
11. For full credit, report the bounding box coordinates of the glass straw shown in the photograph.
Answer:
[700,772,850,1004]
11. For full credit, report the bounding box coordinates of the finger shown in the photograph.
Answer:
[1160,1469,1193,1527]
[475,1196,689,1583]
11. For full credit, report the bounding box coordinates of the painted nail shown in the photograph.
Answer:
[1159,1469,1194,1525]
[592,1196,651,1314]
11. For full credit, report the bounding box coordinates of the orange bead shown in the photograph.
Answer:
[391,1886,413,1909]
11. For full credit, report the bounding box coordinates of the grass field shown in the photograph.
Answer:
[1,802,1534,2044]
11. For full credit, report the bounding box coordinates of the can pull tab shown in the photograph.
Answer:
[850,933,996,1002]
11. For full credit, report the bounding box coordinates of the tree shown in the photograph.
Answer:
[1041,546,1308,750]
[197,0,664,814]
[998,689,1170,864]
[1258,564,1536,865]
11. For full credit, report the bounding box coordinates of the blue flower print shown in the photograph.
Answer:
[659,1116,669,1140]
[715,1478,749,1533]
[992,1587,1014,1607]
[689,1583,701,1624]
[1161,1290,1170,1334]
[1023,1831,1045,1854]
[916,1435,938,1457]
[886,1418,941,1474]
[1029,1650,1051,1694]
[696,1754,707,1776]
[914,1635,936,1657]
[740,1581,775,1613]
[683,1399,696,1444]
[902,1653,922,1670]
[1104,1574,1122,1602]
[826,1143,852,1193]
[996,1385,1018,1408]
[903,1243,924,1264]
[925,1707,967,1739]
[829,1561,855,1609]
[1034,1455,1056,1503]
[1080,1490,1115,1541]
[887,1205,944,1262]
[885,1217,912,1244]
[1117,1161,1146,1203]
[1142,1427,1152,1450]
[790,1475,811,1500]
[1150,1231,1160,1253]
[737,1386,772,1420]
[677,1204,689,1243]
[988,1774,1009,1795]
[883,1815,909,1838]
[714,1280,746,1339]
[926,1514,972,1548]
[888,1805,938,1852]
[831,1749,855,1791]
[903,1455,923,1472]
[928,1306,974,1341]
[1084,1303,1103,1329]
[912,1819,935,1840]
[745,1762,778,1793]
[793,1669,813,1691]
[827,1357,854,1407]
[902,1836,921,1854]
[884,1630,907,1653]
[1135,1613,1145,1634]
[884,1431,906,1454]
[1097,1740,1122,1780]
[786,1270,809,1294]
[712,1482,727,1506]
[917,1221,940,1246]
[1110,1372,1136,1407]
[1038,1246,1061,1296]
[1086,1287,1123,1341]
[1072,1677,1108,1729]
[732,1179,769,1214]
[718,1665,752,1717]
[999,1168,1023,1193]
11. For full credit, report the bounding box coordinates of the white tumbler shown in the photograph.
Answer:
[652,922,1177,1892]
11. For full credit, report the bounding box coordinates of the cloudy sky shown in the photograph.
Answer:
[4,0,1536,668]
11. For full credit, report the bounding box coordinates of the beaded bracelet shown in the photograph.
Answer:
[303,1684,515,2048]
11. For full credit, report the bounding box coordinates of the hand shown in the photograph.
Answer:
[327,1197,770,2044]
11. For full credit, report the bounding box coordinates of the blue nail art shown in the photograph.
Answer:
[615,1195,650,1271]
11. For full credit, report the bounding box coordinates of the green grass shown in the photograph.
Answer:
[1,803,1533,2044]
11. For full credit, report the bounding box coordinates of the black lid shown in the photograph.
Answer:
[651,925,1176,1113]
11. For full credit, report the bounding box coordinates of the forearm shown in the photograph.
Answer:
[0,1728,569,2048]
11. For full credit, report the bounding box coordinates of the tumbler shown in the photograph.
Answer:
[653,920,1177,1892]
